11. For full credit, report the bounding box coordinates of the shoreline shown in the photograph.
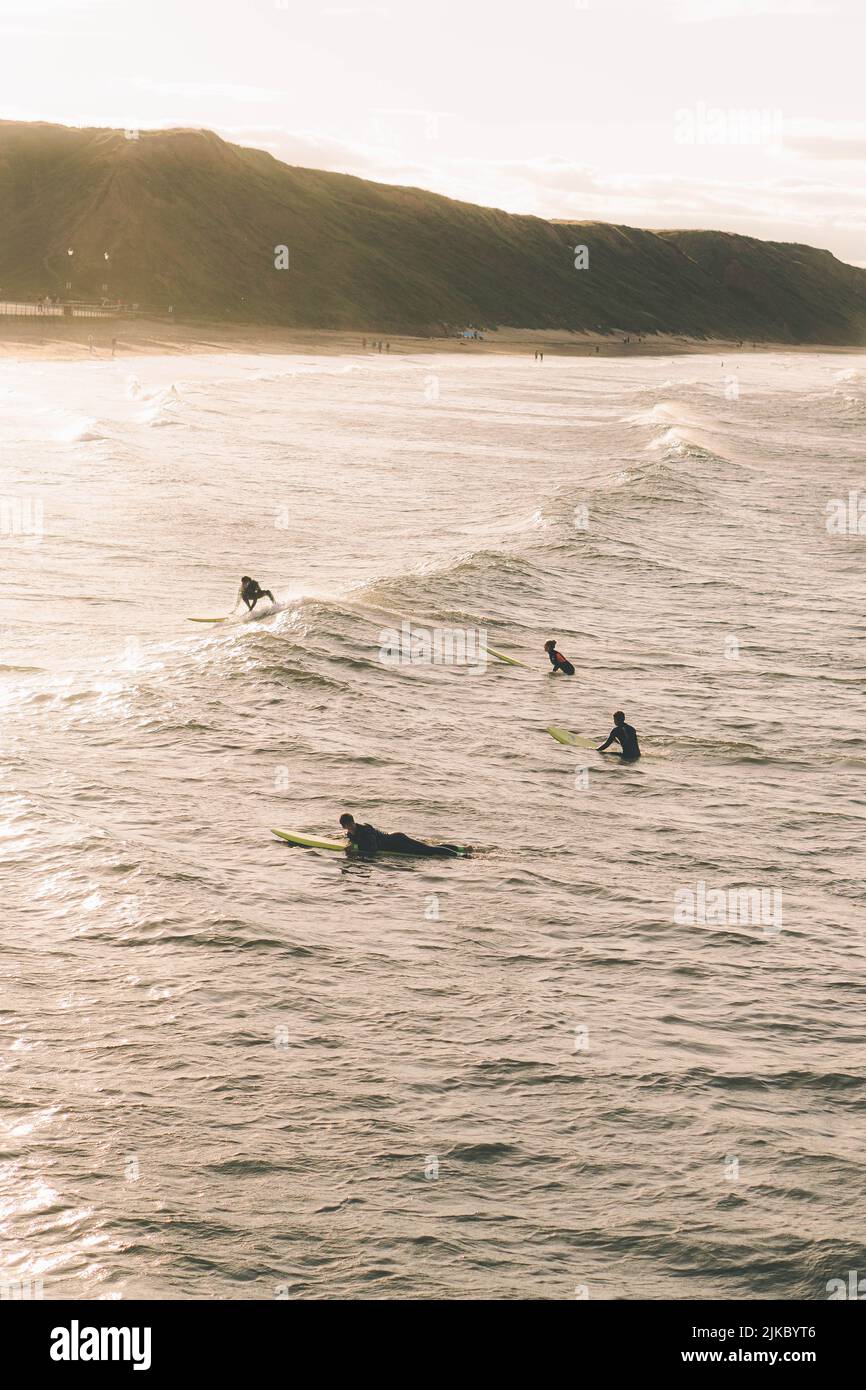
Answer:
[0,317,860,362]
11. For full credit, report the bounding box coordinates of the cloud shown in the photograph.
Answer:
[789,137,866,161]
[668,0,845,19]
[777,118,866,163]
[134,80,286,104]
[0,0,111,13]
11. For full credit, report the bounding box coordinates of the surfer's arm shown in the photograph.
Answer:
[597,731,617,752]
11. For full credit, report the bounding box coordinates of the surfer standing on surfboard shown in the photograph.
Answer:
[598,711,640,761]
[544,639,575,675]
[339,813,464,857]
[238,576,275,612]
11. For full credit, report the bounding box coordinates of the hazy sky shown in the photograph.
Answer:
[3,0,866,264]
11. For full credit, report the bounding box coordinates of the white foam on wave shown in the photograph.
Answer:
[51,413,105,443]
[625,401,689,426]
[136,383,184,426]
[646,426,713,459]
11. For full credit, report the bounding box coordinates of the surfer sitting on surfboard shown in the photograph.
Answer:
[239,575,275,612]
[339,813,463,857]
[598,711,640,761]
[544,639,575,675]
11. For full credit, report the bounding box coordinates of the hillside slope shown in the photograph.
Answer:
[1,121,865,342]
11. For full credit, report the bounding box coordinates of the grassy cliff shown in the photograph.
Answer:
[1,120,864,343]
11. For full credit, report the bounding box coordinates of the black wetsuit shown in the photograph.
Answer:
[599,723,640,760]
[241,579,275,611]
[547,648,575,676]
[350,823,461,857]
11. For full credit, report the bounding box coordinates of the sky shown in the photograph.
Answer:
[2,0,866,265]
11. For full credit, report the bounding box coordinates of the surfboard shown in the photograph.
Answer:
[272,828,346,851]
[187,602,278,625]
[546,726,597,749]
[271,828,470,856]
[484,645,531,669]
[545,726,670,759]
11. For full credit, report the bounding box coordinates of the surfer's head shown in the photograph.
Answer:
[613,710,625,725]
[339,813,355,833]
[544,639,556,652]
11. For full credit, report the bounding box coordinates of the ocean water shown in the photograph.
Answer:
[1,347,864,1301]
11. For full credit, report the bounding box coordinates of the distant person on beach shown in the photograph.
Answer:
[339,813,463,857]
[598,711,640,761]
[111,337,117,358]
[362,338,367,348]
[239,576,275,612]
[544,640,575,675]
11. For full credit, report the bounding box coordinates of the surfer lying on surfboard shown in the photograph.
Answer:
[339,813,465,857]
[544,639,575,675]
[598,711,640,761]
[239,575,275,612]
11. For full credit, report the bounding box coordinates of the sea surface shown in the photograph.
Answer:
[1,346,864,1300]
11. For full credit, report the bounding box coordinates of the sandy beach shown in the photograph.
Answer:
[0,314,854,361]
